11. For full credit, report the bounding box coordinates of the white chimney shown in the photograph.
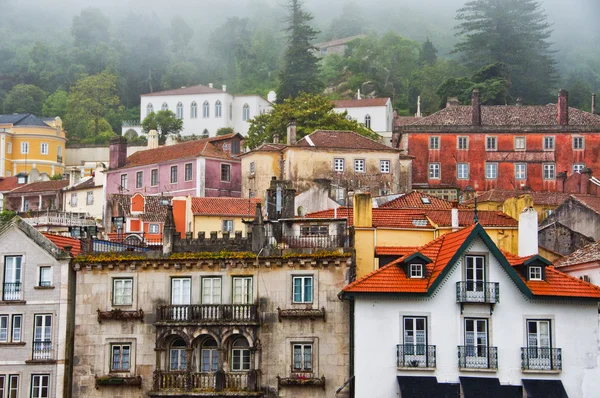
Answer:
[451,201,459,231]
[416,96,422,118]
[222,85,227,92]
[148,129,159,150]
[357,89,362,100]
[208,83,213,88]
[165,134,178,146]
[518,207,539,257]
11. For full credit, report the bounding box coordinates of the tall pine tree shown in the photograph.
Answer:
[276,0,322,103]
[454,0,557,103]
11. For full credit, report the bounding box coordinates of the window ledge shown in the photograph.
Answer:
[397,366,436,371]
[97,308,144,324]
[0,300,26,305]
[458,368,497,373]
[522,369,561,374]
[25,359,57,365]
[0,342,26,346]
[278,307,326,322]
[34,286,55,290]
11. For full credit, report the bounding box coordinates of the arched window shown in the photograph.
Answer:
[176,102,183,119]
[147,103,154,116]
[201,338,219,372]
[161,102,169,111]
[365,114,371,129]
[229,103,233,120]
[231,338,250,371]
[203,101,210,118]
[190,102,198,118]
[242,104,250,121]
[170,339,187,371]
[215,101,222,118]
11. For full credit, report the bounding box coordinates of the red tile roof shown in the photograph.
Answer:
[465,189,571,206]
[375,246,420,256]
[394,116,420,127]
[141,84,225,97]
[295,130,398,152]
[110,194,170,222]
[381,191,468,210]
[571,195,600,215]
[553,241,600,268]
[192,197,261,217]
[8,180,69,194]
[42,233,82,256]
[426,209,517,227]
[332,98,390,108]
[0,177,19,192]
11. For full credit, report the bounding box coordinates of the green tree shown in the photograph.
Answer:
[216,127,234,136]
[3,84,47,114]
[276,0,322,102]
[42,90,68,119]
[245,93,378,149]
[409,59,468,115]
[142,110,183,139]
[437,63,512,107]
[325,2,365,41]
[71,8,110,47]
[454,0,557,103]
[168,16,194,57]
[419,38,437,66]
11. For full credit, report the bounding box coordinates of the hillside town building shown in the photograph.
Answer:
[332,98,394,144]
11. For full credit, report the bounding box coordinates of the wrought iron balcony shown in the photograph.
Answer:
[456,282,499,304]
[458,346,498,370]
[397,344,436,369]
[155,304,259,325]
[32,341,54,361]
[2,282,22,301]
[521,347,562,371]
[151,370,261,395]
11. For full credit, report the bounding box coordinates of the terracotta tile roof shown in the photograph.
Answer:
[110,194,170,222]
[426,209,517,227]
[240,143,287,156]
[553,241,600,268]
[381,191,468,210]
[192,197,261,217]
[42,233,82,256]
[375,246,420,256]
[394,116,420,127]
[465,189,571,206]
[8,180,69,194]
[0,177,19,192]
[332,98,390,108]
[522,267,600,298]
[406,105,600,127]
[65,177,97,191]
[571,195,600,215]
[121,134,238,169]
[295,130,398,151]
[141,84,225,97]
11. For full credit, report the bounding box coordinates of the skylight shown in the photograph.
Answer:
[420,197,431,204]
[412,219,428,227]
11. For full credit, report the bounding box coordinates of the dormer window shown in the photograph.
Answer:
[529,266,543,281]
[409,264,424,278]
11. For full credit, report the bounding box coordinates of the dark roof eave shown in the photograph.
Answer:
[400,125,600,133]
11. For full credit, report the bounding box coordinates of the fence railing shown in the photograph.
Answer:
[32,341,53,361]
[521,347,562,371]
[153,371,255,392]
[156,304,259,324]
[397,344,436,368]
[267,233,348,249]
[458,346,498,369]
[2,282,22,301]
[83,237,163,253]
[20,212,96,227]
[456,282,499,304]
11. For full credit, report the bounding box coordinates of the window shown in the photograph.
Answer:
[170,339,187,371]
[573,136,584,149]
[486,136,497,151]
[215,101,222,117]
[403,317,426,354]
[220,164,231,182]
[543,163,555,180]
[147,103,154,116]
[203,101,209,118]
[292,344,312,372]
[573,163,586,173]
[250,162,255,175]
[70,194,77,207]
[20,142,29,154]
[161,102,168,111]
[464,318,489,361]
[111,344,130,372]
[170,166,178,183]
[39,267,51,287]
[232,140,240,155]
[380,160,390,173]
[33,314,52,360]
[3,256,22,301]
[515,137,526,150]
[242,104,250,121]
[11,315,22,342]
[457,163,469,180]
[120,174,128,190]
[334,158,344,172]
[428,163,440,179]
[529,266,543,281]
[113,278,133,306]
[202,278,222,304]
[515,163,527,180]
[190,101,198,118]
[409,264,423,278]
[485,163,498,179]
[201,339,219,372]
[465,256,485,294]
[151,169,158,186]
[233,277,252,304]
[429,136,440,150]
[229,103,233,120]
[293,276,313,303]
[57,146,62,161]
[457,136,469,149]
[231,338,251,371]
[0,316,7,342]
[176,102,183,119]
[40,143,48,155]
[222,220,233,233]
[543,136,555,150]
[184,163,193,181]
[148,224,159,234]
[364,114,371,129]
[354,159,365,173]
[527,320,550,351]
[136,171,143,188]
[86,191,93,206]
[6,142,11,155]
[300,226,328,236]
[0,375,19,398]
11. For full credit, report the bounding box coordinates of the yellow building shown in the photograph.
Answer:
[0,114,66,178]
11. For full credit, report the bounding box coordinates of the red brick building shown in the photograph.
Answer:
[394,90,600,196]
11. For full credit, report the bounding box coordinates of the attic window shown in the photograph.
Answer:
[412,219,427,227]
[409,264,424,278]
[420,197,431,204]
[528,266,543,281]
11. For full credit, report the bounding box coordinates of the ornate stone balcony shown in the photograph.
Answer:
[155,304,259,326]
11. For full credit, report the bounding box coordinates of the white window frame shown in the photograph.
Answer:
[39,266,51,287]
[33,314,52,352]
[161,102,168,111]
[222,220,233,233]
[190,102,197,118]
[215,101,222,118]
[147,103,154,116]
[113,278,133,306]
[232,277,252,304]
[250,162,255,175]
[110,344,131,372]
[136,171,143,188]
[529,266,543,281]
[242,104,250,121]
[429,136,440,150]
[428,163,440,179]
[120,174,128,190]
[86,191,94,206]
[151,169,158,186]
[70,193,77,207]
[334,158,344,172]
[354,159,365,173]
[457,136,469,150]
[457,163,469,180]
[148,224,159,234]
[170,340,187,371]
[40,143,49,155]
[184,163,193,181]
[231,339,251,371]
[201,277,222,305]
[485,163,498,179]
[573,136,584,150]
[20,142,29,154]
[573,163,586,173]
[6,142,12,154]
[0,316,8,342]
[203,101,210,118]
[171,278,191,305]
[515,137,526,150]
[543,163,555,180]
[292,343,313,372]
[543,136,555,150]
[486,136,497,151]
[11,314,22,342]
[176,102,183,119]
[292,276,313,303]
[515,163,527,180]
[409,264,424,278]
[380,160,390,174]
[170,166,178,184]
[364,114,371,129]
[220,164,231,182]
[403,316,427,349]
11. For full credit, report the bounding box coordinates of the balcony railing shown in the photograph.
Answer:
[456,282,499,304]
[268,233,348,249]
[397,344,436,369]
[458,346,498,370]
[152,370,259,393]
[32,341,53,361]
[155,304,259,324]
[521,347,562,371]
[3,282,22,301]
[21,212,96,227]
[84,237,163,253]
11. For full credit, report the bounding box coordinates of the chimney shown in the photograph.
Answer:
[558,89,569,126]
[273,134,279,144]
[471,89,481,126]
[162,203,176,255]
[518,207,539,257]
[357,89,361,100]
[165,134,178,146]
[592,93,596,115]
[148,129,159,150]
[222,85,227,92]
[286,119,297,145]
[416,96,422,117]
[446,97,459,108]
[581,168,592,194]
[353,193,372,228]
[516,97,523,106]
[109,136,127,170]
[556,171,567,193]
[209,83,213,88]
[451,201,459,231]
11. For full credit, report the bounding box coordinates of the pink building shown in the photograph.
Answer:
[105,134,242,199]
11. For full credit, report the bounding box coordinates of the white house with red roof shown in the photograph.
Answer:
[341,223,600,398]
[332,97,394,144]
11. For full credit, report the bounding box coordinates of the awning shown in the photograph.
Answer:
[522,379,568,398]
[397,376,459,398]
[460,377,523,398]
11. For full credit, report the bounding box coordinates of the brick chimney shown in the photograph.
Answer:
[471,89,481,126]
[286,119,297,145]
[556,171,567,193]
[558,89,569,126]
[109,136,127,170]
[592,93,596,115]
